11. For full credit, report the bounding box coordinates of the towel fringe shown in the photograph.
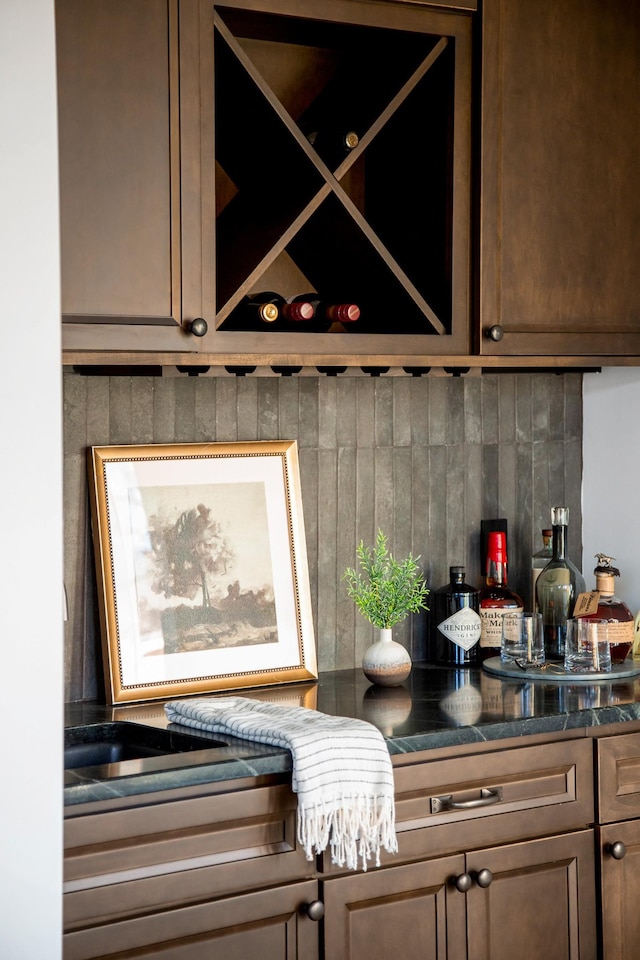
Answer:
[297,793,398,872]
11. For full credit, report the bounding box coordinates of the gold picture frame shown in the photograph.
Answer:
[88,440,317,704]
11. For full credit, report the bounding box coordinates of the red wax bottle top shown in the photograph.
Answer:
[487,531,506,565]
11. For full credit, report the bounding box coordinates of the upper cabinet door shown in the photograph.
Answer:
[479,0,640,357]
[57,0,201,353]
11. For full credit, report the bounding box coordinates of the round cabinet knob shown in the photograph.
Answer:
[454,873,473,893]
[476,868,493,888]
[484,324,504,342]
[187,317,208,337]
[609,841,627,861]
[305,900,325,921]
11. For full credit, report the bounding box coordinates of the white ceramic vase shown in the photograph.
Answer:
[362,627,412,687]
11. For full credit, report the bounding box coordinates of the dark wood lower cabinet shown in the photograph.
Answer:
[599,821,640,959]
[64,880,320,960]
[322,832,596,960]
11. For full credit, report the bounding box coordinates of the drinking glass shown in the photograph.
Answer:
[501,611,545,666]
[563,618,612,674]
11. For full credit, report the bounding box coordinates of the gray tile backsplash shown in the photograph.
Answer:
[63,370,583,702]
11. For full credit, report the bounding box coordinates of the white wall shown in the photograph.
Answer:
[0,1,63,957]
[583,368,640,617]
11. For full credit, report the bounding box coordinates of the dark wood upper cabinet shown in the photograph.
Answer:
[479,0,640,357]
[57,0,475,364]
[57,0,202,353]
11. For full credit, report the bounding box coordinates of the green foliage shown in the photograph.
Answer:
[342,530,429,629]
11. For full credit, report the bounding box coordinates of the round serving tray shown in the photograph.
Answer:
[482,655,640,683]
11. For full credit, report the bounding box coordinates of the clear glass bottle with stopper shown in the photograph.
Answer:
[531,528,553,610]
[580,554,634,664]
[535,506,585,661]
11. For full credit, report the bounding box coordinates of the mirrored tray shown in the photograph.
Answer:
[482,655,640,684]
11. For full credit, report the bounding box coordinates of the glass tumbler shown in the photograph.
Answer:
[563,618,612,674]
[501,611,545,666]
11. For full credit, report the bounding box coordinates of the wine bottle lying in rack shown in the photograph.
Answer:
[303,127,360,170]
[291,294,360,332]
[223,293,314,331]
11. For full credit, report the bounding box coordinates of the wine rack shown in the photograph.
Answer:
[211,0,473,358]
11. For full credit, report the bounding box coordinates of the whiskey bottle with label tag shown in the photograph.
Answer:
[581,554,634,664]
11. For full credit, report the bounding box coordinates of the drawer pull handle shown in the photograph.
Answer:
[608,841,627,861]
[454,873,473,892]
[431,787,503,814]
[305,900,325,921]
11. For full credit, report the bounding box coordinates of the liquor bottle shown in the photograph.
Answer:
[224,293,314,331]
[531,528,553,610]
[292,294,360,332]
[535,506,586,661]
[479,531,523,660]
[429,566,481,666]
[582,554,634,664]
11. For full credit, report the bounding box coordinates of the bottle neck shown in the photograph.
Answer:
[485,559,507,587]
[552,524,567,561]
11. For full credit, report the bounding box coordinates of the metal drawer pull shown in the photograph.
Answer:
[431,787,503,814]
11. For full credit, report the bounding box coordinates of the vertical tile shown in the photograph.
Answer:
[299,447,318,638]
[548,373,566,442]
[427,444,448,591]
[447,378,465,445]
[356,378,375,448]
[86,376,110,446]
[318,378,338,449]
[481,375,499,443]
[215,378,238,441]
[63,372,88,457]
[428,377,447,444]
[410,377,430,447]
[317,448,338,671]
[393,377,412,447]
[257,377,279,440]
[131,377,155,443]
[374,377,393,447]
[481,444,500,520]
[236,377,258,439]
[195,377,217,442]
[298,378,319,449]
[109,376,133,443]
[153,377,176,442]
[336,446,357,670]
[336,377,358,448]
[498,375,516,443]
[374,446,394,542]
[515,374,533,442]
[531,374,550,443]
[174,377,197,441]
[563,373,584,441]
[463,376,482,444]
[278,378,300,442]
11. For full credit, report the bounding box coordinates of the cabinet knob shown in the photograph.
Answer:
[187,317,208,337]
[608,841,627,860]
[454,873,473,893]
[484,324,504,342]
[305,900,325,921]
[475,868,494,888]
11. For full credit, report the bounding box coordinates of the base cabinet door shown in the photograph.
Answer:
[599,820,640,960]
[466,831,597,960]
[322,853,467,960]
[63,880,320,960]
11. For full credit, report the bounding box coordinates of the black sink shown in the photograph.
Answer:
[64,721,225,770]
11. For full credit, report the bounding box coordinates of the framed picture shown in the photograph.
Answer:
[88,440,317,704]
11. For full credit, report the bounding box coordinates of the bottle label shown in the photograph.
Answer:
[437,608,481,651]
[574,592,599,616]
[604,621,634,644]
[480,606,523,647]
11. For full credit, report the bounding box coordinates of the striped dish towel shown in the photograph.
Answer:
[164,696,397,871]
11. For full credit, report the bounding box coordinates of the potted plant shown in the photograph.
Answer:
[343,530,429,686]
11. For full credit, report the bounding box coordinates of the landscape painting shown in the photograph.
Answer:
[88,441,317,703]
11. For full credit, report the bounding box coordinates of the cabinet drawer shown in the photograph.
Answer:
[64,781,311,928]
[386,739,593,866]
[597,730,640,823]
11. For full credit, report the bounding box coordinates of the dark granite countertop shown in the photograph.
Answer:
[64,662,640,808]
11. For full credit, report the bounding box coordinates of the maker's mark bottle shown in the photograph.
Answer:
[479,531,523,660]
